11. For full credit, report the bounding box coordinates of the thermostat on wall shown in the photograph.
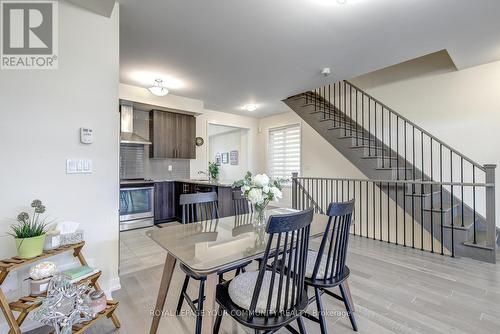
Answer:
[80,127,93,144]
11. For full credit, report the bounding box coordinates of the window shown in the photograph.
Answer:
[268,124,301,180]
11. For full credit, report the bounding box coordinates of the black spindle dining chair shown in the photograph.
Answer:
[214,208,315,334]
[180,191,219,224]
[232,190,255,237]
[232,189,253,215]
[176,192,249,334]
[303,200,357,333]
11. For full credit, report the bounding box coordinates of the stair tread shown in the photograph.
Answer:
[339,135,376,141]
[362,155,400,160]
[375,166,413,170]
[443,216,481,230]
[350,144,386,150]
[328,127,366,133]
[422,203,460,212]
[287,95,306,101]
[317,117,350,123]
[464,229,496,247]
[463,232,495,250]
[405,190,442,197]
[310,110,342,116]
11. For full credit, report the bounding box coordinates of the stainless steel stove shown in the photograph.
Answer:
[119,179,155,231]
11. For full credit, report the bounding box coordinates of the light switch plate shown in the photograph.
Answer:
[168,165,173,171]
[66,159,92,174]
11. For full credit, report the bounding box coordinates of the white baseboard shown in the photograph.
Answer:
[104,276,122,297]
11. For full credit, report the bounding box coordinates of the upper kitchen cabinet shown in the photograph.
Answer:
[176,113,196,158]
[149,110,196,159]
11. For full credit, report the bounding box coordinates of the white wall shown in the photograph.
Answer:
[350,56,500,226]
[208,128,249,181]
[0,2,119,331]
[191,109,259,179]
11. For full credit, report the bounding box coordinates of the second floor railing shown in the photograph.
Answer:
[303,80,497,240]
[291,173,496,258]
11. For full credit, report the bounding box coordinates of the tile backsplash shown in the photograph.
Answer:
[145,156,190,180]
[120,109,191,180]
[120,144,145,179]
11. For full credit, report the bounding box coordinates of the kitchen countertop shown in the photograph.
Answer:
[120,178,237,187]
[153,179,235,187]
[120,179,155,187]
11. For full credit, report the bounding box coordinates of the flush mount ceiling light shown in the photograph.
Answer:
[148,79,169,96]
[132,71,185,89]
[243,104,258,112]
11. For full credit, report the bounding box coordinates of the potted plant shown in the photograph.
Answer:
[208,161,220,181]
[233,172,286,226]
[10,199,49,259]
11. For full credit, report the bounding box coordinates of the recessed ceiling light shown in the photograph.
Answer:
[148,79,169,96]
[337,0,347,4]
[243,104,258,112]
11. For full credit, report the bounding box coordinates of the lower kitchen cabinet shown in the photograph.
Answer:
[173,182,236,221]
[216,186,235,218]
[154,181,176,223]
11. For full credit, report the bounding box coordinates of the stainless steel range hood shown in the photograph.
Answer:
[120,105,152,145]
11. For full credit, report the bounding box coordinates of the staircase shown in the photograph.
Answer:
[284,80,497,263]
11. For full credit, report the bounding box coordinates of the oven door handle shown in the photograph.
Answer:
[121,186,155,191]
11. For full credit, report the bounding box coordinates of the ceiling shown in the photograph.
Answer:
[119,0,500,117]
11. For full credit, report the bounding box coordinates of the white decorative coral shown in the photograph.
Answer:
[29,261,57,280]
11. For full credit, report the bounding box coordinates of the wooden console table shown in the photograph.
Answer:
[0,242,120,334]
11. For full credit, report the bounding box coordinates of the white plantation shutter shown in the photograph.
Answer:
[268,124,301,180]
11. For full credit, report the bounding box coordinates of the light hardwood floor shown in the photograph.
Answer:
[30,228,500,334]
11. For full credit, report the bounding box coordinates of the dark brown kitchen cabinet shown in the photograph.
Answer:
[149,110,196,159]
[154,181,176,223]
[216,186,236,218]
[176,113,196,159]
[173,182,236,220]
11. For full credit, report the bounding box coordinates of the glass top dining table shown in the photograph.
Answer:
[147,208,331,334]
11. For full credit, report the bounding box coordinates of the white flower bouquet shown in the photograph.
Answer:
[233,172,287,225]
